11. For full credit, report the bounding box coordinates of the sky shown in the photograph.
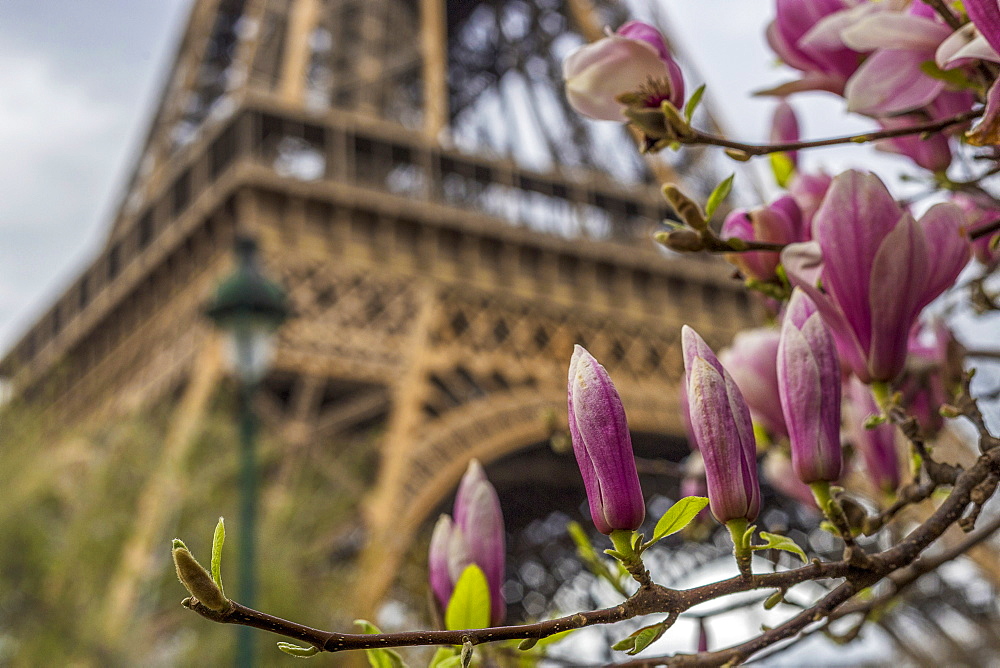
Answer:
[0,1,928,354]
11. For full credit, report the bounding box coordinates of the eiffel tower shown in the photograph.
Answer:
[0,0,757,653]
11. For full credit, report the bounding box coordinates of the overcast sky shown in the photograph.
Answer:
[0,1,912,354]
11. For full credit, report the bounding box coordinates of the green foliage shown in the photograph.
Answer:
[445,564,491,631]
[612,621,667,655]
[0,394,383,665]
[684,84,707,124]
[704,174,735,219]
[753,532,807,563]
[277,642,320,657]
[354,620,409,668]
[648,496,709,546]
[769,152,795,188]
[211,517,225,595]
[429,647,462,668]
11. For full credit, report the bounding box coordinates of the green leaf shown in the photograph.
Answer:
[684,84,707,123]
[919,60,978,89]
[429,647,461,668]
[649,496,709,545]
[704,174,734,219]
[445,565,491,631]
[567,521,598,563]
[353,620,408,668]
[276,642,319,658]
[612,622,667,655]
[753,531,807,563]
[769,152,795,188]
[211,517,225,595]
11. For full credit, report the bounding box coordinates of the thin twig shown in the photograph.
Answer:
[684,110,981,158]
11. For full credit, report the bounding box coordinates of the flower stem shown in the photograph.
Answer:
[726,518,753,578]
[609,529,651,587]
[870,381,892,414]
[810,481,849,538]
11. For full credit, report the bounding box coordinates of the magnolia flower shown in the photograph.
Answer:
[428,460,506,625]
[770,100,801,167]
[937,7,1000,147]
[788,170,833,232]
[563,21,684,121]
[763,0,865,96]
[682,326,761,524]
[781,170,970,383]
[568,345,645,534]
[841,5,954,115]
[719,328,787,439]
[778,289,843,484]
[845,377,901,494]
[721,195,806,283]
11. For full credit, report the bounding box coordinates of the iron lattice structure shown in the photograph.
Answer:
[0,0,752,636]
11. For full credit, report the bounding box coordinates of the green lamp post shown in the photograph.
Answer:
[206,236,289,667]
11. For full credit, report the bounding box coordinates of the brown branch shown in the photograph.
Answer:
[682,110,981,158]
[178,377,1000,664]
[924,0,964,30]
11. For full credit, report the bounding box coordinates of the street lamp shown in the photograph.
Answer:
[205,235,289,667]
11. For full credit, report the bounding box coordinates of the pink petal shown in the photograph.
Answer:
[781,241,871,381]
[845,49,945,115]
[915,202,971,303]
[937,24,1000,68]
[965,0,1000,57]
[564,36,671,121]
[867,215,925,381]
[842,14,951,52]
[968,78,1000,146]
[812,172,903,350]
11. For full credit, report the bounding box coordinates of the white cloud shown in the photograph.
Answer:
[0,45,130,350]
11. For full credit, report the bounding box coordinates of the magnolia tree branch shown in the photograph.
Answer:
[179,421,1000,662]
[681,110,981,159]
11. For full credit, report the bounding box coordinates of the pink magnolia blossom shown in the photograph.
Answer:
[781,170,970,383]
[683,326,761,524]
[719,327,787,439]
[429,460,506,625]
[845,377,901,494]
[936,5,1000,146]
[841,6,954,115]
[721,195,806,283]
[770,100,801,167]
[764,0,864,95]
[789,171,833,232]
[778,290,843,484]
[568,345,645,534]
[563,21,684,122]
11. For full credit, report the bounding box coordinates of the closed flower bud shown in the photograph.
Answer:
[721,195,805,283]
[777,289,843,484]
[770,100,800,167]
[682,326,761,524]
[563,21,684,122]
[428,460,506,626]
[568,345,645,534]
